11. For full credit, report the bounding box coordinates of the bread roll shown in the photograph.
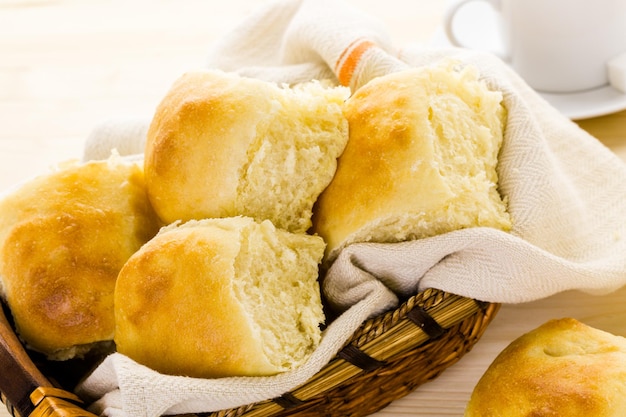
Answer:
[0,156,161,360]
[465,318,626,416]
[312,62,512,260]
[144,69,349,233]
[114,217,325,378]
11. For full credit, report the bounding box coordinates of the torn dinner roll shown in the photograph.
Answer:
[0,156,161,360]
[114,217,326,378]
[312,61,512,260]
[144,69,349,233]
[465,318,626,416]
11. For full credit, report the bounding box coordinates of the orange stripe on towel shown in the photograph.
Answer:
[335,39,376,87]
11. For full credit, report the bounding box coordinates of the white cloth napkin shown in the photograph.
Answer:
[77,0,626,416]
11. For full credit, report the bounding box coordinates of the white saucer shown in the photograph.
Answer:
[539,86,626,120]
[428,2,626,120]
[430,26,626,120]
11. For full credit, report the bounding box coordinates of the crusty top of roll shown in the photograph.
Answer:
[144,69,349,233]
[312,61,512,260]
[114,217,325,378]
[0,156,161,360]
[465,318,626,417]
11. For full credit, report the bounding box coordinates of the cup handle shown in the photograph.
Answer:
[444,0,499,48]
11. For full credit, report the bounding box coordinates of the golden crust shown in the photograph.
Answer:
[0,158,161,359]
[313,68,451,247]
[145,71,274,223]
[114,217,325,378]
[465,318,626,416]
[312,63,511,259]
[144,69,349,232]
[114,222,275,377]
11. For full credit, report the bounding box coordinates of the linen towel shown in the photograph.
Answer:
[77,0,626,416]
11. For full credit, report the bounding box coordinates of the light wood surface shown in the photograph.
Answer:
[1,1,625,416]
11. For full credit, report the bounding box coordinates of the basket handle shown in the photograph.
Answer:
[0,303,51,416]
[0,305,97,417]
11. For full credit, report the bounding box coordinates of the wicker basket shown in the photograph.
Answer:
[0,288,498,417]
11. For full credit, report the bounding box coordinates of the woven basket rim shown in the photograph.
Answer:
[0,288,498,417]
[212,288,497,417]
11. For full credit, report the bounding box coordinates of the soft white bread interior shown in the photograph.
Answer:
[465,318,626,416]
[114,216,326,378]
[312,61,512,260]
[144,69,349,233]
[0,156,161,360]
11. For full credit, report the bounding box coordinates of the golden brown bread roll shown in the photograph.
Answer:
[114,216,325,378]
[465,318,626,416]
[312,62,512,260]
[144,69,349,233]
[0,156,161,360]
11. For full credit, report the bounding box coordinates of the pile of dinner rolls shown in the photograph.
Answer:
[0,62,510,378]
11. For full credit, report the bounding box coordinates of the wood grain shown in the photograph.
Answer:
[0,304,52,417]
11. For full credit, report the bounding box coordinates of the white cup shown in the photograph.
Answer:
[444,0,626,93]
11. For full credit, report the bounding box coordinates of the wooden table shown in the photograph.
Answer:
[1,1,625,416]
